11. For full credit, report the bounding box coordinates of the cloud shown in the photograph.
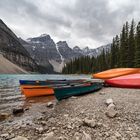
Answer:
[0,0,140,48]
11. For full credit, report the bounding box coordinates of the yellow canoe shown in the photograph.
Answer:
[92,68,140,79]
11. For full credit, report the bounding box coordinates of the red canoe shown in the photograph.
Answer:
[105,73,140,88]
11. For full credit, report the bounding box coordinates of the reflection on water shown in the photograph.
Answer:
[23,95,55,108]
[0,74,90,112]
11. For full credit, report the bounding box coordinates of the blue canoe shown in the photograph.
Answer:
[19,79,86,86]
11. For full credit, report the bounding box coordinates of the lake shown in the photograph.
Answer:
[0,74,91,113]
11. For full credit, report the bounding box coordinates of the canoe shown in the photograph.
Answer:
[20,81,93,98]
[105,73,140,88]
[92,68,140,79]
[54,82,103,101]
[19,79,86,86]
[21,85,54,97]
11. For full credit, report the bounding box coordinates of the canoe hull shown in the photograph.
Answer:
[21,86,54,97]
[93,68,140,79]
[54,82,102,101]
[19,79,86,86]
[105,74,140,88]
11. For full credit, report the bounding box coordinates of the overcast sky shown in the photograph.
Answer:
[0,0,140,48]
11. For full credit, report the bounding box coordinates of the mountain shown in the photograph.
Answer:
[19,37,54,73]
[0,19,38,72]
[21,34,111,73]
[21,36,82,73]
[57,41,82,62]
[73,44,111,57]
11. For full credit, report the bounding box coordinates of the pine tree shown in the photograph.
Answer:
[115,35,120,67]
[110,38,116,68]
[128,19,135,67]
[120,23,129,67]
[135,22,140,67]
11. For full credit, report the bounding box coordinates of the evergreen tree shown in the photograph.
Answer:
[120,24,128,67]
[128,19,135,67]
[110,38,116,68]
[135,22,140,67]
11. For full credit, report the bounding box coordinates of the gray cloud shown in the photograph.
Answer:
[0,0,140,48]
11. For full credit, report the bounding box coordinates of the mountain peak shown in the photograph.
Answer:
[73,46,81,51]
[83,46,90,53]
[27,34,52,43]
[39,34,49,37]
[56,41,68,48]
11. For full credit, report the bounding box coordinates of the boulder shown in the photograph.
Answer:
[105,99,114,106]
[12,108,24,115]
[0,113,10,121]
[106,105,117,118]
[47,102,54,108]
[83,118,96,128]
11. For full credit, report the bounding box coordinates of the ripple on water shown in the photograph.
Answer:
[0,74,90,112]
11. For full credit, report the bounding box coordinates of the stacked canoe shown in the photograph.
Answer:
[20,79,103,100]
[92,68,140,88]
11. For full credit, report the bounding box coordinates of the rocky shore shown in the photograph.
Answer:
[0,87,140,140]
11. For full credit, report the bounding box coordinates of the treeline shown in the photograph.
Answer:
[62,20,140,74]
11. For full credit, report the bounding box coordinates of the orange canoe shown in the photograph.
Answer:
[92,68,140,79]
[21,85,54,98]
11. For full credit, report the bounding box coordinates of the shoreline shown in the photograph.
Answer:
[0,87,140,140]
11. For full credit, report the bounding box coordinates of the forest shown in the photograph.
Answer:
[62,20,140,74]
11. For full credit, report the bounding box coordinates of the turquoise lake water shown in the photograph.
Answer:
[0,74,91,112]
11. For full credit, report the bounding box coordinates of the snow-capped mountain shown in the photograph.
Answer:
[21,35,82,73]
[20,34,111,73]
[73,44,111,57]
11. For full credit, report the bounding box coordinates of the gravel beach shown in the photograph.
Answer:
[0,87,140,140]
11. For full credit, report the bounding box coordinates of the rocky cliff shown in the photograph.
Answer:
[21,35,82,73]
[21,33,111,73]
[57,41,82,62]
[0,19,38,72]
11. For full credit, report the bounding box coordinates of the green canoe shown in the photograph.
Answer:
[54,82,103,101]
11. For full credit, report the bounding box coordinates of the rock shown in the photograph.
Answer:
[99,92,105,95]
[106,98,114,106]
[131,137,140,140]
[57,136,68,140]
[108,103,116,109]
[41,132,57,140]
[13,108,24,115]
[64,114,69,117]
[106,105,117,118]
[11,136,28,140]
[0,113,10,121]
[24,107,30,111]
[115,132,121,138]
[82,131,92,140]
[41,121,47,126]
[70,96,78,99]
[36,127,44,133]
[1,133,9,138]
[67,124,73,129]
[83,118,96,128]
[73,132,82,140]
[47,102,54,108]
[52,127,56,130]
